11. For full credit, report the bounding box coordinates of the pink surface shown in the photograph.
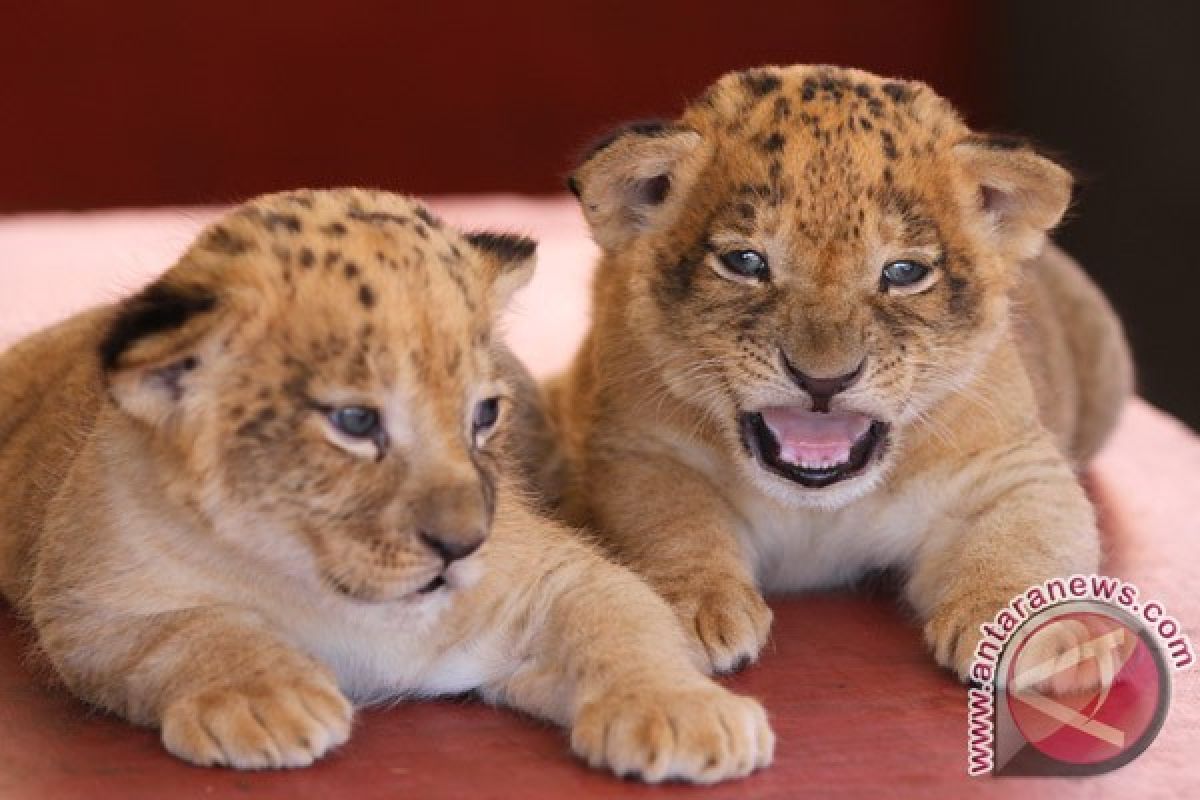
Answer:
[0,197,1197,797]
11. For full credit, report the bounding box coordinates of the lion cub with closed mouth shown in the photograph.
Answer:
[548,65,1132,685]
[0,189,772,782]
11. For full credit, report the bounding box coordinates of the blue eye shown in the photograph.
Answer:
[329,406,380,438]
[473,396,501,436]
[881,260,931,289]
[718,250,770,281]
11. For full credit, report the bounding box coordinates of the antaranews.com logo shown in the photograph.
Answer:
[966,574,1193,776]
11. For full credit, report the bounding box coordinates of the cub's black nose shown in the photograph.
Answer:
[782,354,866,413]
[419,529,485,564]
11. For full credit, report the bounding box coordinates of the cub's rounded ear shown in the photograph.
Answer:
[464,231,537,309]
[953,134,1073,261]
[567,120,705,252]
[100,278,221,427]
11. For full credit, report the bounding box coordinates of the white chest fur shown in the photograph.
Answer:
[727,470,963,593]
[270,590,505,704]
[663,430,958,592]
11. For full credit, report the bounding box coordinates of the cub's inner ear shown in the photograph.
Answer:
[464,231,537,309]
[100,278,221,426]
[953,134,1073,261]
[568,120,704,251]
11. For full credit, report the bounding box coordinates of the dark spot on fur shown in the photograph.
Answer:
[284,193,314,209]
[264,212,302,234]
[204,226,251,255]
[100,282,217,370]
[882,82,911,104]
[359,284,376,309]
[414,206,442,230]
[761,132,786,153]
[654,240,708,308]
[443,265,474,307]
[348,210,410,226]
[740,69,781,97]
[414,223,429,240]
[944,270,978,319]
[324,250,341,268]
[298,247,315,268]
[344,262,359,279]
[880,129,899,160]
[321,222,347,237]
[801,79,817,102]
[772,96,791,122]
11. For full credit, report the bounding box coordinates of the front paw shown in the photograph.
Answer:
[161,671,353,769]
[924,597,1002,681]
[674,579,772,674]
[571,682,774,784]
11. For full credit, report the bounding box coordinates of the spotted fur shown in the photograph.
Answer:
[0,189,772,780]
[548,66,1132,679]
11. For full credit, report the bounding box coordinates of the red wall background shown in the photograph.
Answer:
[1,1,987,211]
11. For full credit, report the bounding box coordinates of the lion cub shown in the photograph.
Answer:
[0,189,772,782]
[549,66,1132,680]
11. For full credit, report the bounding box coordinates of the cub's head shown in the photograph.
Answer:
[100,189,535,601]
[570,65,1071,508]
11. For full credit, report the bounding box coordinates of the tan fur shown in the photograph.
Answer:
[550,66,1133,678]
[0,189,772,781]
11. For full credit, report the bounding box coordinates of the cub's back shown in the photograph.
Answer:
[0,307,113,605]
[1014,245,1133,465]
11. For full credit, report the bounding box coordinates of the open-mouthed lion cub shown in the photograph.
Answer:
[548,65,1132,682]
[0,189,772,782]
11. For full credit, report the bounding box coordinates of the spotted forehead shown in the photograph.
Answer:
[203,189,492,385]
[693,66,963,154]
[221,190,486,306]
[683,67,969,242]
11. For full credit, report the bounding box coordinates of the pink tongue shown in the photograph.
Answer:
[759,408,872,468]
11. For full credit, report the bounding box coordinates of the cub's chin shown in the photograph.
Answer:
[737,407,892,508]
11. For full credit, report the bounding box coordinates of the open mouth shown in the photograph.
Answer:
[739,407,889,488]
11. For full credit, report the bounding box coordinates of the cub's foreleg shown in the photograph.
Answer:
[35,604,353,769]
[906,432,1100,684]
[479,511,774,784]
[581,450,772,674]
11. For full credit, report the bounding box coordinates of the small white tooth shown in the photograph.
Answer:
[799,459,847,470]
